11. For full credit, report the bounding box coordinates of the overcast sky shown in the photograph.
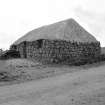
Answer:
[0,0,105,49]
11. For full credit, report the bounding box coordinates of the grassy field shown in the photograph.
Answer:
[0,62,105,105]
[0,58,105,86]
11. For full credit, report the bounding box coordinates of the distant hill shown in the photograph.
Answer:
[13,18,98,45]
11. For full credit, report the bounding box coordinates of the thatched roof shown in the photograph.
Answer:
[14,18,98,45]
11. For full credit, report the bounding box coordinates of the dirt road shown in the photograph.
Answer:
[0,65,105,105]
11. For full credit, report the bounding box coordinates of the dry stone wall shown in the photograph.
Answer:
[10,39,101,65]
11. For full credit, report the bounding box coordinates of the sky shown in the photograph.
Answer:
[0,0,105,50]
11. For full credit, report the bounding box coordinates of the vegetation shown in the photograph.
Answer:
[73,53,105,66]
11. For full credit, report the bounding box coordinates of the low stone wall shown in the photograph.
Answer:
[10,39,101,65]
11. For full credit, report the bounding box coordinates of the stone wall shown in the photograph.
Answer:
[10,39,101,65]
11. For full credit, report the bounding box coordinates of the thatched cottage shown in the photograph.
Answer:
[10,18,101,65]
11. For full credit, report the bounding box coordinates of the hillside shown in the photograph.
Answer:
[14,18,97,45]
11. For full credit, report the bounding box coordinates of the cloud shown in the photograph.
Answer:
[74,6,105,47]
[0,32,12,50]
[0,0,105,49]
